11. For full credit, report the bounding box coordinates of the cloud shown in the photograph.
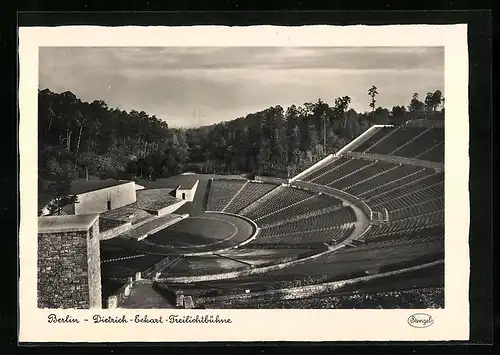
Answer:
[39,46,444,127]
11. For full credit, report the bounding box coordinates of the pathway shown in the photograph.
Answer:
[119,280,176,309]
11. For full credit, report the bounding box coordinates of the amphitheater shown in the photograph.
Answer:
[100,120,445,309]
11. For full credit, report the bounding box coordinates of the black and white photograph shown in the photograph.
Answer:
[36,45,446,310]
[19,24,470,342]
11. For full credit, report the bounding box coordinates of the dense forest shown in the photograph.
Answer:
[38,87,444,209]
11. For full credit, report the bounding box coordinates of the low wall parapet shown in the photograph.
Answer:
[254,176,290,185]
[210,175,249,181]
[99,221,133,240]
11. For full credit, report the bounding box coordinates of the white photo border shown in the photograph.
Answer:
[19,24,469,342]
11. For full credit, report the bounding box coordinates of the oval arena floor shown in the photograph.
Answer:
[136,212,255,253]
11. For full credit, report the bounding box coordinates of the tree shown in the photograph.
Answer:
[390,105,407,126]
[345,109,361,140]
[368,85,379,124]
[38,87,444,181]
[424,90,444,113]
[408,93,425,120]
[374,107,391,125]
[333,96,351,129]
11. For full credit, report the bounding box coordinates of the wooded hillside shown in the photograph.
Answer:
[38,87,444,209]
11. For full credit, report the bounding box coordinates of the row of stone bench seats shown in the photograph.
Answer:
[242,187,314,220]
[224,182,277,214]
[250,224,355,247]
[205,180,246,211]
[255,194,343,227]
[260,206,356,235]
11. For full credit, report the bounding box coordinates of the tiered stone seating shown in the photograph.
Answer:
[393,128,444,159]
[347,164,423,196]
[260,206,355,235]
[366,127,428,155]
[363,210,444,240]
[374,184,443,212]
[357,168,436,200]
[224,182,277,214]
[367,173,444,207]
[311,159,373,186]
[251,224,355,246]
[243,187,313,220]
[205,180,246,211]
[329,161,396,191]
[302,157,350,182]
[354,226,444,249]
[416,142,444,163]
[389,198,444,221]
[254,194,342,227]
[352,127,396,152]
[331,234,444,261]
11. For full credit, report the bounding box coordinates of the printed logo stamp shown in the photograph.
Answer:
[407,313,434,328]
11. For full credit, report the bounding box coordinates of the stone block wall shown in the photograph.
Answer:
[37,219,102,309]
[38,230,90,308]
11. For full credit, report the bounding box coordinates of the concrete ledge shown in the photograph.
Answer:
[99,221,133,240]
[38,214,100,234]
[288,155,337,182]
[335,125,395,157]
[209,175,248,181]
[124,214,187,241]
[254,176,290,185]
[156,200,187,216]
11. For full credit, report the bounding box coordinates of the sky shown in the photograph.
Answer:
[39,47,444,128]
